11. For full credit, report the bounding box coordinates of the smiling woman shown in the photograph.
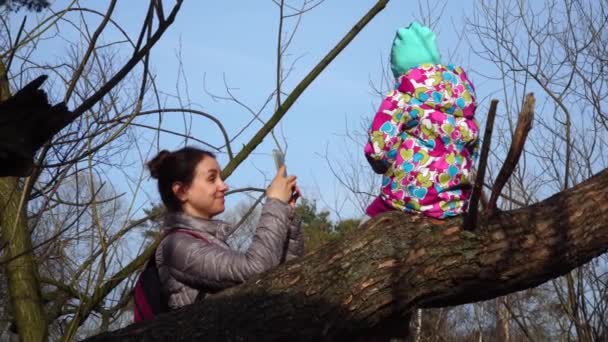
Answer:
[143,146,303,312]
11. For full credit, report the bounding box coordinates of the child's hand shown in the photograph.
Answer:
[366,155,389,174]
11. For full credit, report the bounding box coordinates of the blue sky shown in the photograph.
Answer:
[19,1,502,220]
[122,0,494,219]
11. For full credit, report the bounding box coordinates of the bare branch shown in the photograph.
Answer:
[64,0,117,103]
[221,0,390,180]
[487,94,535,216]
[465,99,499,230]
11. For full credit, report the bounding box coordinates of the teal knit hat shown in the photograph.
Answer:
[390,22,441,79]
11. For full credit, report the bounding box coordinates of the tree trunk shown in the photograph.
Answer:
[87,168,608,341]
[496,296,510,342]
[0,68,71,177]
[0,63,48,341]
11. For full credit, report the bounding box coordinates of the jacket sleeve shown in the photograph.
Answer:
[459,112,480,163]
[363,89,406,174]
[469,130,480,161]
[162,198,291,291]
[282,216,304,262]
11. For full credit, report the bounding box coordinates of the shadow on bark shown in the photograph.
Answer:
[84,291,403,342]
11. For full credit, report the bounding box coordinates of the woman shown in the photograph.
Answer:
[147,146,303,309]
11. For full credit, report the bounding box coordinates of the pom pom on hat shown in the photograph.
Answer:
[390,22,441,79]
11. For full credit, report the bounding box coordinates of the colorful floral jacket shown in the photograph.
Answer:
[364,64,480,219]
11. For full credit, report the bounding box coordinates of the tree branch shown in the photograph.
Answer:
[69,0,183,122]
[64,0,117,103]
[465,99,498,230]
[487,93,535,216]
[61,236,162,342]
[86,167,608,341]
[220,0,390,180]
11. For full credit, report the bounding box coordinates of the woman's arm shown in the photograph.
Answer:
[163,198,292,291]
[282,216,304,262]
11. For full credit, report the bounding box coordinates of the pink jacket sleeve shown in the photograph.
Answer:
[364,90,404,173]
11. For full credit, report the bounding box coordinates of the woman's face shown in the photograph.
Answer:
[174,157,228,219]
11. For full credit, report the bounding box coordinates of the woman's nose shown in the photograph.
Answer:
[219,180,229,192]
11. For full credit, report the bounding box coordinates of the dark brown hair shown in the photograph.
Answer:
[147,147,216,212]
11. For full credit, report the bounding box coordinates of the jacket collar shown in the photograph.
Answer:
[162,211,233,241]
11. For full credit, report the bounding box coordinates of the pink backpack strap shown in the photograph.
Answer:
[133,228,212,323]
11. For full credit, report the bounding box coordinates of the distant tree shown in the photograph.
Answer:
[296,198,334,252]
[333,218,360,238]
[0,0,50,11]
[294,198,362,253]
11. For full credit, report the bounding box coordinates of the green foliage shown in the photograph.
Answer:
[295,198,360,253]
[296,198,332,232]
[334,219,360,238]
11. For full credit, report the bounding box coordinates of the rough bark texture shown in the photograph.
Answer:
[86,168,608,341]
[0,63,48,342]
[0,70,71,177]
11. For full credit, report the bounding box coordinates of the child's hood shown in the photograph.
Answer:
[395,64,476,119]
[390,22,442,79]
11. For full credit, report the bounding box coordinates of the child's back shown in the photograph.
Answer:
[364,22,479,219]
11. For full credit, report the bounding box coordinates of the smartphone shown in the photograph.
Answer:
[272,149,287,176]
[273,149,299,202]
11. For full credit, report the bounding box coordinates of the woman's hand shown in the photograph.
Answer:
[289,186,301,208]
[267,166,297,203]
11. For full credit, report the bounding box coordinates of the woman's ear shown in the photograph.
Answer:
[172,182,188,203]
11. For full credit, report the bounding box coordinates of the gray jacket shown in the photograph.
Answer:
[156,198,303,309]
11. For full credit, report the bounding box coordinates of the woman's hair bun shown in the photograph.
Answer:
[147,150,172,179]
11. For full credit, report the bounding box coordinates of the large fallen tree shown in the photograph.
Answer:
[86,167,608,341]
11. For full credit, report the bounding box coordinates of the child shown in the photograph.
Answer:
[364,22,479,219]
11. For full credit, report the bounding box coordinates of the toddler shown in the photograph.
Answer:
[364,22,479,219]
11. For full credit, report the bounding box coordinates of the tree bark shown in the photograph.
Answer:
[0,62,48,342]
[86,167,608,341]
[0,69,71,177]
[496,296,510,342]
